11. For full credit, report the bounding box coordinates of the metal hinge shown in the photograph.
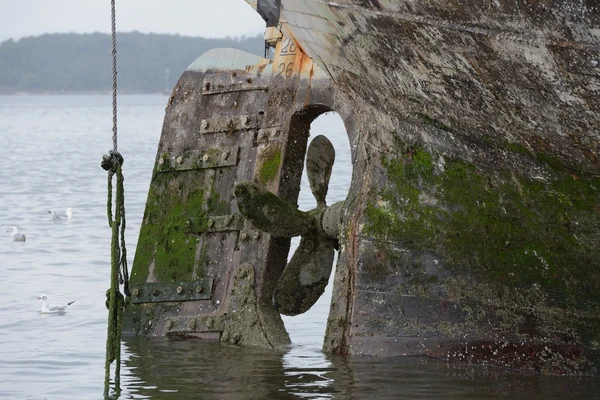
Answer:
[129,279,212,304]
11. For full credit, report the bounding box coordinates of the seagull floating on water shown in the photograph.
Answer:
[48,208,72,221]
[7,226,26,242]
[37,294,75,314]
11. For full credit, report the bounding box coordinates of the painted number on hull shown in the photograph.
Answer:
[280,38,297,56]
[277,62,294,78]
[278,38,297,77]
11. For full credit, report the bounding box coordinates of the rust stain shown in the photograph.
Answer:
[299,52,315,75]
[243,58,271,75]
[304,66,315,106]
[342,167,370,355]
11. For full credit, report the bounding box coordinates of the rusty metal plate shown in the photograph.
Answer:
[130,280,212,304]
[202,72,270,95]
[157,147,239,172]
[184,213,244,234]
[199,114,260,134]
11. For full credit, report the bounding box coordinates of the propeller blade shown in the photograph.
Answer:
[234,181,316,237]
[306,135,335,208]
[273,235,336,316]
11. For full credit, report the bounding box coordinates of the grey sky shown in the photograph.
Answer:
[0,0,265,42]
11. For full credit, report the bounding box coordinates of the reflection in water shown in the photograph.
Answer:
[335,356,600,399]
[122,337,295,399]
[122,337,346,399]
[122,337,600,400]
[281,344,336,398]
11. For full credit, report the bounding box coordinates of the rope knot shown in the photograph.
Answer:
[105,288,125,310]
[101,150,124,173]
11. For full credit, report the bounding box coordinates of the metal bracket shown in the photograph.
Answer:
[157,147,239,172]
[200,114,260,134]
[264,27,283,47]
[256,127,282,144]
[202,72,270,95]
[130,280,212,304]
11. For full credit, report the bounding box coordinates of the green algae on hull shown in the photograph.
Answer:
[259,147,282,185]
[130,170,215,286]
[364,146,600,347]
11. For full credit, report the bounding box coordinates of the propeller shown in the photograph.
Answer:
[234,135,343,316]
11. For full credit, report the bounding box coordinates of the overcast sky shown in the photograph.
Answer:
[0,0,266,42]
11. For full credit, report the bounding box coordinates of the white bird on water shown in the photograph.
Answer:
[48,208,72,221]
[38,294,75,314]
[7,226,26,242]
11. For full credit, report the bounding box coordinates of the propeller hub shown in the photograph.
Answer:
[320,201,344,240]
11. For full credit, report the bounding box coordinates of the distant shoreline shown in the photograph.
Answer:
[0,32,263,94]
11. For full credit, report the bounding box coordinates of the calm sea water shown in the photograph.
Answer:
[1,95,598,399]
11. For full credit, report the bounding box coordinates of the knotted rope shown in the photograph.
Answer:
[103,0,129,397]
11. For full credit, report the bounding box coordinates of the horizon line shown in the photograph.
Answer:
[0,29,265,44]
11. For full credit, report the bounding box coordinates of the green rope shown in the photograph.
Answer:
[102,151,129,398]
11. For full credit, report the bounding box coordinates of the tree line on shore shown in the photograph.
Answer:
[0,32,264,94]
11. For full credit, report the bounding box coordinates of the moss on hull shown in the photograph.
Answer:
[364,147,600,348]
[130,167,221,286]
[259,147,281,184]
